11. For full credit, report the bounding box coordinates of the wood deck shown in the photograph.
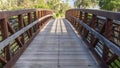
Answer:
[14,18,99,68]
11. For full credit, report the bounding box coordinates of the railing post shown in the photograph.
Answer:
[75,10,77,17]
[18,14,24,44]
[91,22,106,47]
[34,12,37,21]
[77,11,83,34]
[41,10,43,17]
[28,13,32,36]
[79,12,88,35]
[37,10,41,30]
[79,11,82,20]
[1,19,11,61]
[38,10,41,18]
[33,12,37,32]
[86,14,97,40]
[82,12,88,37]
[40,11,43,30]
[102,18,112,61]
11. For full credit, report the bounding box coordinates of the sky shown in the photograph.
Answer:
[67,0,74,7]
[69,2,74,7]
[63,0,74,7]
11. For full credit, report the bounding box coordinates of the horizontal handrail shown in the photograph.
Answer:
[66,8,120,67]
[67,9,120,21]
[69,14,120,57]
[0,14,52,50]
[97,16,120,25]
[0,8,53,67]
[0,9,35,19]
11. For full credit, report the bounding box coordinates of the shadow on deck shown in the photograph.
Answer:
[14,18,99,68]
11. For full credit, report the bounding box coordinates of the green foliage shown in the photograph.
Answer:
[74,0,98,9]
[74,0,120,12]
[34,4,49,9]
[99,0,120,11]
[0,0,71,18]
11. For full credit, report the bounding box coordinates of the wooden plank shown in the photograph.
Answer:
[0,9,52,20]
[0,9,35,19]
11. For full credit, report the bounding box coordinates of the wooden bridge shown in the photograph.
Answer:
[0,9,120,68]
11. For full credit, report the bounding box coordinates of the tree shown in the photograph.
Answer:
[0,0,18,10]
[0,0,71,17]
[99,0,120,11]
[74,0,98,9]
[46,0,71,17]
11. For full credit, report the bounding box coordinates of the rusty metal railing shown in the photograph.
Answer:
[0,9,53,68]
[66,9,120,68]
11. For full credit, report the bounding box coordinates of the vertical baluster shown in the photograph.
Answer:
[37,11,41,30]
[0,20,7,64]
[41,11,43,29]
[43,11,45,26]
[78,11,83,34]
[76,10,80,32]
[38,11,41,30]
[79,11,83,33]
[85,14,97,40]
[23,14,31,39]
[18,14,24,44]
[33,12,37,32]
[28,13,32,36]
[79,11,82,20]
[75,10,78,30]
[102,18,112,61]
[82,13,88,37]
[34,12,37,21]
[72,10,75,26]
[7,22,23,47]
[1,19,11,61]
[73,11,76,27]
[89,14,97,45]
[91,20,106,47]
[38,10,41,18]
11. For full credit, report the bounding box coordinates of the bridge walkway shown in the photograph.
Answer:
[14,18,99,68]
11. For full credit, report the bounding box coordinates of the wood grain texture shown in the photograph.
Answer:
[14,19,99,68]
